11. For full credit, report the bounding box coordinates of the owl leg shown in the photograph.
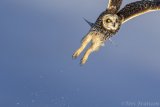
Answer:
[81,36,102,64]
[72,35,92,59]
[80,46,93,65]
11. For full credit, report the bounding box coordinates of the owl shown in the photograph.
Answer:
[73,0,160,65]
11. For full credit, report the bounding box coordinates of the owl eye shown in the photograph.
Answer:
[106,19,112,23]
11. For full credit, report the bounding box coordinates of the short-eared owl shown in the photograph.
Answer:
[73,0,160,64]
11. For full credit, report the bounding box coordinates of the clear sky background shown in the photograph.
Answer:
[1,0,160,107]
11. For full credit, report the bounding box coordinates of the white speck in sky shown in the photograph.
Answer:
[31,99,35,103]
[16,102,20,105]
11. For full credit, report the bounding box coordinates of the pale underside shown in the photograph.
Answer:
[73,32,107,65]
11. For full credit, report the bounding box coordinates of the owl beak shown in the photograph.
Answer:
[113,23,116,27]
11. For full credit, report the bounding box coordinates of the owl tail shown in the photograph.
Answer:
[83,18,94,27]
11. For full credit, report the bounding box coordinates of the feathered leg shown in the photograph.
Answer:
[72,35,92,59]
[81,35,103,64]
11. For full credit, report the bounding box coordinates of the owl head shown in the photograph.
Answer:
[86,11,122,38]
[102,14,121,31]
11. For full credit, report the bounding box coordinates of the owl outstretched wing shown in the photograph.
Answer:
[117,0,160,24]
[107,0,123,13]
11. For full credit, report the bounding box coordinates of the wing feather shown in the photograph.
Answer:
[107,0,123,13]
[117,0,160,23]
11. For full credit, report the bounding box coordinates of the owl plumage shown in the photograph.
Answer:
[108,0,122,13]
[73,0,160,65]
[118,0,160,23]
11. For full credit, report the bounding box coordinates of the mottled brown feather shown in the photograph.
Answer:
[118,0,160,23]
[107,0,123,13]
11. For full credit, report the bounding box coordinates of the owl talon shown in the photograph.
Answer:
[72,53,78,59]
[72,49,82,59]
[72,34,92,60]
[80,58,87,65]
[72,54,77,59]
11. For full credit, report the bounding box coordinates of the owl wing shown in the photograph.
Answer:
[107,0,123,13]
[117,0,160,24]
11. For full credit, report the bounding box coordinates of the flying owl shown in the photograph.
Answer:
[72,0,160,65]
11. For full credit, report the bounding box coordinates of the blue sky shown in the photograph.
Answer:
[1,0,160,107]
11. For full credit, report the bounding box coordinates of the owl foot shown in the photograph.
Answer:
[72,50,81,59]
[72,34,92,59]
[73,32,105,64]
[80,46,93,65]
[80,58,87,65]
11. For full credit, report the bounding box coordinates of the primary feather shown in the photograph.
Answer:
[118,0,160,23]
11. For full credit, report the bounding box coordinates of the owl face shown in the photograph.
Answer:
[102,14,120,31]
